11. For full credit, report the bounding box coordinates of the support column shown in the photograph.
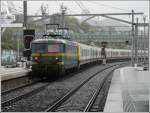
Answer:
[148,23,150,71]
[23,0,27,29]
[135,18,139,65]
[17,32,20,60]
[0,0,1,67]
[60,5,66,36]
[140,31,143,63]
[0,26,1,67]
[143,16,146,65]
[131,10,135,66]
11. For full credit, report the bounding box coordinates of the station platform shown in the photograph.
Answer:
[0,67,31,81]
[104,66,150,112]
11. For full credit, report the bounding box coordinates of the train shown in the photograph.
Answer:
[31,38,132,78]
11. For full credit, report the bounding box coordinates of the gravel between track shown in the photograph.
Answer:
[91,71,114,112]
[1,76,32,92]
[54,66,117,112]
[2,63,119,112]
[1,82,47,102]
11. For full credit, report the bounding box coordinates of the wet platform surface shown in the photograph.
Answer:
[104,67,150,112]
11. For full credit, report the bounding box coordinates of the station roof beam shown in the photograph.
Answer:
[27,12,144,24]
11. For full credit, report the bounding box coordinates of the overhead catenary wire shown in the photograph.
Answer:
[75,1,85,12]
[87,1,130,13]
[1,2,23,14]
[79,1,87,10]
[79,1,90,13]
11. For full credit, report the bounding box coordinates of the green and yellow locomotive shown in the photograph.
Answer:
[31,39,79,78]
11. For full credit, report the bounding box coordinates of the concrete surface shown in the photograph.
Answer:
[0,67,31,81]
[104,66,150,112]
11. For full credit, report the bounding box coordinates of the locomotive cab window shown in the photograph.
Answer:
[32,43,47,53]
[48,44,59,53]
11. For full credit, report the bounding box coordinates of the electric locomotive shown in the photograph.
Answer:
[31,38,78,77]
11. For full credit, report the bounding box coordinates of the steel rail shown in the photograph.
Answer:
[1,62,100,109]
[44,63,122,112]
[83,68,117,112]
[2,83,50,108]
[84,63,128,112]
[1,80,40,95]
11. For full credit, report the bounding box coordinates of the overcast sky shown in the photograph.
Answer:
[2,1,149,23]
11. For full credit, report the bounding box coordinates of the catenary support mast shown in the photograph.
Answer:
[0,0,1,67]
[23,0,27,29]
[131,10,135,66]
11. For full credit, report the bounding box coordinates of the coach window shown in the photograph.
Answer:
[86,50,88,56]
[83,50,84,56]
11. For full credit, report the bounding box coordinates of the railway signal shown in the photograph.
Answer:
[23,29,35,61]
[101,41,108,48]
[125,41,129,45]
[24,35,34,49]
[101,41,108,65]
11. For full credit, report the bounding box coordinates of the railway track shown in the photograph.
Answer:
[2,62,128,112]
[2,82,50,108]
[1,63,96,110]
[1,80,40,95]
[1,62,102,111]
[44,63,124,112]
[83,69,116,112]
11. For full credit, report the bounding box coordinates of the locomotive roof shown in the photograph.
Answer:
[32,38,77,46]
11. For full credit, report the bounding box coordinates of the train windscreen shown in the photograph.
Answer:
[48,44,59,53]
[32,43,60,53]
[32,43,47,53]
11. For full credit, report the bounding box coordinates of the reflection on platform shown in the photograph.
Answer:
[104,67,149,112]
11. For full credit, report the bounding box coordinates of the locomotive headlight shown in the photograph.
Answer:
[34,57,38,60]
[55,57,59,62]
[55,57,59,60]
